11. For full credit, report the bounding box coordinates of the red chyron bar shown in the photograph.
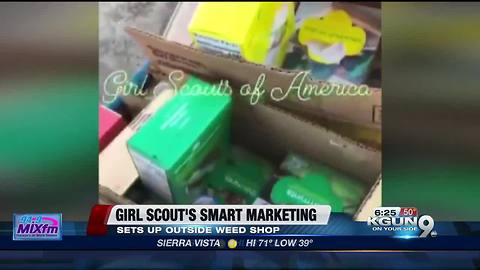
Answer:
[87,205,115,236]
[87,205,331,235]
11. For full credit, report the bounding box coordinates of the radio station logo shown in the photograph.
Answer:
[368,207,436,238]
[13,214,62,241]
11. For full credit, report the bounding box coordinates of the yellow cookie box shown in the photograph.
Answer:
[299,10,366,64]
[188,2,295,67]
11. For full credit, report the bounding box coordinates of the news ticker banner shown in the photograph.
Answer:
[2,204,480,250]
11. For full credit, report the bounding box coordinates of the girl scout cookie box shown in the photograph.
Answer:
[127,77,232,203]
[188,2,295,67]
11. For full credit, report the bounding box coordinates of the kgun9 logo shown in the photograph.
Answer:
[417,215,435,237]
[368,214,435,238]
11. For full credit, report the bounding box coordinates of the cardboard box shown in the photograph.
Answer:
[125,27,381,220]
[127,27,381,131]
[127,77,232,203]
[354,176,381,221]
[99,105,126,152]
[159,2,381,148]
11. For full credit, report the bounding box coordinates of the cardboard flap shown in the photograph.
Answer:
[126,27,381,129]
[233,101,381,183]
[354,176,382,221]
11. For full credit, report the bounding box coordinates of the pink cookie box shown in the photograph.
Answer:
[99,105,126,152]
